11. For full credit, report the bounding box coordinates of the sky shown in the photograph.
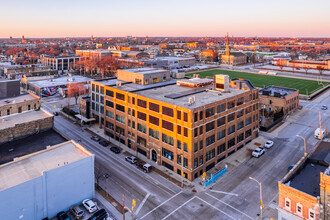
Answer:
[0,0,329,38]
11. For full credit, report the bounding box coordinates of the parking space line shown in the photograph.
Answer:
[209,190,239,197]
[195,197,236,220]
[162,196,197,220]
[141,191,182,219]
[135,192,150,215]
[205,192,254,220]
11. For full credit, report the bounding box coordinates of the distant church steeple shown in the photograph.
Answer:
[225,33,230,56]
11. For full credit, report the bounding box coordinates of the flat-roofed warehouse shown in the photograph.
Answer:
[0,140,94,220]
[93,69,259,181]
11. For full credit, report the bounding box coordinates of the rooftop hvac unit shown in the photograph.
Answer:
[262,90,271,96]
[214,74,229,92]
[273,92,281,97]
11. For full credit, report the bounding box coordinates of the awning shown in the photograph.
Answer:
[75,114,96,122]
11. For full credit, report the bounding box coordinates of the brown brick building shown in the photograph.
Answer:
[93,69,259,181]
[278,141,330,220]
[0,93,41,117]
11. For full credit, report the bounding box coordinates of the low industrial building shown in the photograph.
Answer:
[42,55,81,72]
[0,140,95,220]
[144,56,196,70]
[117,68,171,85]
[278,141,330,220]
[94,71,259,181]
[0,93,41,117]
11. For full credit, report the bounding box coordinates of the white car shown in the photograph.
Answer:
[264,140,274,149]
[252,147,265,158]
[82,199,97,213]
[125,156,137,164]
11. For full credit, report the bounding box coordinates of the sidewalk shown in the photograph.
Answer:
[95,191,123,220]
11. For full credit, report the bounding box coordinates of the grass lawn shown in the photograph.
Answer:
[187,69,329,95]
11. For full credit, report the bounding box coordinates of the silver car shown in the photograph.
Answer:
[70,205,84,219]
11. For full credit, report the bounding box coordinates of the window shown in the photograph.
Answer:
[228,125,235,135]
[237,121,244,130]
[162,120,173,131]
[194,158,198,168]
[138,111,147,121]
[177,155,182,165]
[92,84,95,91]
[96,94,99,102]
[237,109,244,118]
[194,128,198,137]
[228,113,235,122]
[205,107,214,118]
[284,198,291,211]
[245,117,252,126]
[137,99,147,108]
[28,105,31,110]
[199,155,203,166]
[145,79,149,85]
[199,111,203,120]
[217,129,226,140]
[116,92,125,101]
[96,85,99,93]
[237,133,244,143]
[162,134,174,146]
[194,143,198,152]
[217,117,226,127]
[184,158,188,168]
[106,121,114,130]
[228,100,235,109]
[100,86,104,93]
[206,149,215,162]
[177,125,182,135]
[116,115,125,124]
[115,126,125,135]
[18,107,22,113]
[177,111,181,120]
[227,138,235,149]
[184,143,188,152]
[137,136,146,147]
[162,148,174,161]
[34,104,36,109]
[177,140,181,149]
[162,106,173,117]
[152,78,159,83]
[116,104,125,112]
[206,135,215,146]
[92,102,95,110]
[309,208,315,220]
[296,203,302,216]
[184,127,188,137]
[237,97,244,106]
[200,140,203,150]
[7,109,10,115]
[245,106,252,114]
[183,112,188,122]
[199,126,203,135]
[206,121,215,132]
[217,143,226,155]
[135,79,142,84]
[217,103,226,113]
[245,129,252,138]
[137,123,147,133]
[149,115,159,126]
[149,102,159,112]
[194,112,198,122]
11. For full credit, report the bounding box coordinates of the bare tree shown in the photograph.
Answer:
[316,65,325,75]
[303,65,310,74]
[276,59,286,72]
[67,83,85,104]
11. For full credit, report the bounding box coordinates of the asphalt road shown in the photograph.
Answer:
[42,89,330,220]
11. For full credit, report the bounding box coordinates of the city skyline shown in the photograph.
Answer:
[1,0,329,38]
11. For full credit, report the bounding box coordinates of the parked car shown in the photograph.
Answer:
[125,156,137,164]
[56,211,70,220]
[88,208,107,220]
[288,164,295,172]
[264,140,274,149]
[252,147,265,158]
[53,112,59,116]
[110,146,121,154]
[82,199,97,213]
[70,205,84,219]
[91,136,100,142]
[136,161,152,173]
[98,140,109,147]
[321,105,328,110]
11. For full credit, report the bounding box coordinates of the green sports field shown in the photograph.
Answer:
[187,69,329,95]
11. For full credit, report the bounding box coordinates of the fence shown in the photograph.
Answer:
[260,116,284,132]
[203,167,228,187]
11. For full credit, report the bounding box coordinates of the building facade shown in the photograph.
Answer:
[0,93,41,117]
[96,72,259,181]
[42,55,81,71]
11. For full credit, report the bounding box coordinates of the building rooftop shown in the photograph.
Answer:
[0,93,39,107]
[0,140,92,191]
[29,76,92,88]
[259,86,297,98]
[43,55,80,58]
[119,67,168,75]
[149,56,195,61]
[0,109,53,130]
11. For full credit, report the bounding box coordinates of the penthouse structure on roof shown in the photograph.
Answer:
[92,68,259,181]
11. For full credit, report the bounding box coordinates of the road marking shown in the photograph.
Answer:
[206,192,254,220]
[162,196,197,220]
[195,197,236,220]
[141,191,182,219]
[209,190,239,197]
[135,192,150,215]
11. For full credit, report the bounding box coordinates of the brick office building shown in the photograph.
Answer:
[0,93,41,117]
[95,70,259,181]
[278,141,330,220]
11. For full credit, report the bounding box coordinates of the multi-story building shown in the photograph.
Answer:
[117,68,171,85]
[75,49,112,59]
[95,70,259,181]
[144,56,196,70]
[278,141,330,220]
[42,55,81,72]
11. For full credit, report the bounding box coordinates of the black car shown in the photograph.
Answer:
[110,146,121,154]
[88,208,107,220]
[98,140,109,147]
[56,211,70,220]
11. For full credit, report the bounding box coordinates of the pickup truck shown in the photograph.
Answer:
[136,161,152,173]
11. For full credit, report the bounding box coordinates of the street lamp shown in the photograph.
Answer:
[296,135,307,156]
[249,177,263,219]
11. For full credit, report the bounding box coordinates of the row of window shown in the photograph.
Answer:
[0,104,37,117]
[284,197,315,219]
[91,84,104,94]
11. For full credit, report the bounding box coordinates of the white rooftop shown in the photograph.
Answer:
[29,76,92,88]
[0,93,39,107]
[0,140,92,191]
[120,67,168,75]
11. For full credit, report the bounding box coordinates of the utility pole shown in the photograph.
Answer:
[123,194,125,220]
[319,111,322,139]
[249,177,263,219]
